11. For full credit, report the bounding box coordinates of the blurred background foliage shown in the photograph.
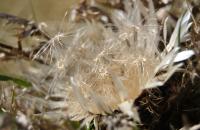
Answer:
[0,0,78,22]
[0,0,79,79]
[0,1,79,130]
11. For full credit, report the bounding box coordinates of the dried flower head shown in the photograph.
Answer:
[33,0,193,123]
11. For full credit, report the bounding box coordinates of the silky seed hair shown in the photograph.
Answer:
[33,0,192,122]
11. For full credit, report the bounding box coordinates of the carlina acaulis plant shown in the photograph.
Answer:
[0,0,195,129]
[32,0,195,124]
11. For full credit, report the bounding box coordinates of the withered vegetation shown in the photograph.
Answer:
[0,0,200,130]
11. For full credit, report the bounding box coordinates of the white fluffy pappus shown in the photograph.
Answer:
[35,0,194,123]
